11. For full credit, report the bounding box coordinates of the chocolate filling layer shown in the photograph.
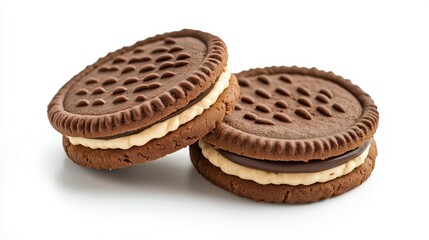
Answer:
[216,141,370,173]
[96,82,217,140]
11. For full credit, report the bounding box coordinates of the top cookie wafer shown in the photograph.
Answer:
[48,29,227,139]
[204,66,379,161]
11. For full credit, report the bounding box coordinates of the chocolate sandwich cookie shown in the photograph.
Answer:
[48,29,239,170]
[190,66,379,203]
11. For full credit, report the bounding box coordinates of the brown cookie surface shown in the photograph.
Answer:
[48,29,228,139]
[204,66,379,161]
[64,76,239,169]
[189,138,377,203]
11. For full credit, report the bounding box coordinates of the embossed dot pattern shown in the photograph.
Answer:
[230,72,362,139]
[64,36,207,115]
[49,29,230,140]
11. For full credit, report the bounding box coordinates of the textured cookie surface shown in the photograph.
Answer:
[64,76,239,169]
[189,139,377,203]
[204,66,379,161]
[48,29,228,138]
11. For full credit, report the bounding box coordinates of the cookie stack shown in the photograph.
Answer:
[48,29,379,203]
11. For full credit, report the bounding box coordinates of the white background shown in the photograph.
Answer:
[1,0,428,239]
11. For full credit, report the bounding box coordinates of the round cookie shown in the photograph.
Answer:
[48,29,239,170]
[190,66,379,203]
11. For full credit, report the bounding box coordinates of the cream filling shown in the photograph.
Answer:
[198,139,371,186]
[67,68,231,150]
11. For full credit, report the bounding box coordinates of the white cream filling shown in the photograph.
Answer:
[67,68,231,150]
[198,139,370,186]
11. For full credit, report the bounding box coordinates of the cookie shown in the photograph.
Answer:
[189,66,379,203]
[48,29,239,170]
